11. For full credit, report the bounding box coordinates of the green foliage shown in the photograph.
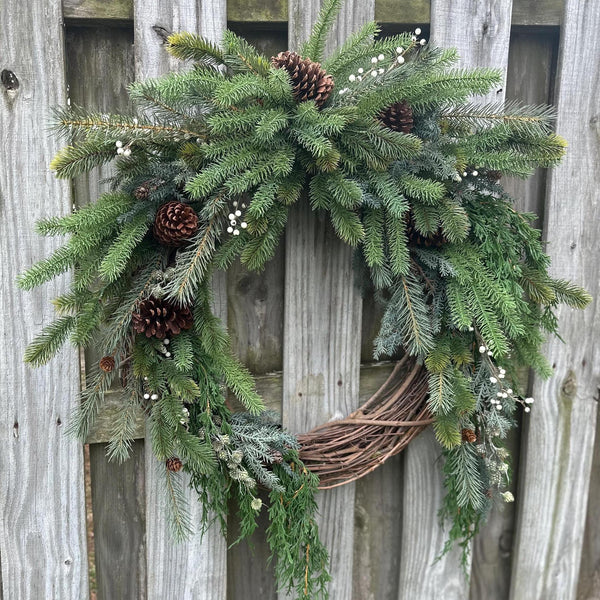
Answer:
[20,5,591,594]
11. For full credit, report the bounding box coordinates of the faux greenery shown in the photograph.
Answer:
[20,0,590,594]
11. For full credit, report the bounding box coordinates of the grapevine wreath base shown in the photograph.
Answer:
[20,0,590,597]
[298,356,431,489]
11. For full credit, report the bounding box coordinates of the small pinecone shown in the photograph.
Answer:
[132,297,193,339]
[134,180,155,200]
[405,211,446,248]
[99,356,115,373]
[378,101,414,134]
[166,457,183,472]
[153,201,199,247]
[269,450,284,465]
[271,51,334,108]
[462,428,477,443]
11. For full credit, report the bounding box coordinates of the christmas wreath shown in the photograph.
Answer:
[20,0,590,597]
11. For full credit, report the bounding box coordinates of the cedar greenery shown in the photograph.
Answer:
[20,0,590,594]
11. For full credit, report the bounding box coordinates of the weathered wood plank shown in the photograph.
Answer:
[283,10,373,600]
[396,2,514,597]
[89,441,147,600]
[132,1,228,598]
[0,0,89,597]
[353,455,403,600]
[64,25,144,599]
[398,429,467,599]
[62,0,565,26]
[468,31,557,600]
[577,411,600,600]
[509,1,600,597]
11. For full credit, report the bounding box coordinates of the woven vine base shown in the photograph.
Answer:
[297,355,432,489]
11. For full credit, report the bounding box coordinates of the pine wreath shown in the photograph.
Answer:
[19,1,591,598]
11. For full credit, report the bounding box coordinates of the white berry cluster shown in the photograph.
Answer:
[227,200,247,236]
[478,341,535,414]
[339,29,427,97]
[115,140,132,157]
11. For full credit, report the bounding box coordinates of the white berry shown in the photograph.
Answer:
[233,229,240,236]
[151,394,158,400]
[472,170,479,176]
[463,171,468,177]
[479,345,486,353]
[378,54,385,61]
[371,70,378,77]
[123,148,131,157]
[235,210,241,217]
[358,68,364,74]
[143,393,150,400]
[228,213,235,220]
[490,377,497,384]
[415,28,422,35]
[397,56,405,64]
[396,47,403,54]
[241,222,248,229]
[420,39,426,45]
[524,407,531,413]
[115,140,123,148]
[163,339,170,345]
[371,57,378,63]
[349,74,356,82]
[227,226,233,233]
[378,68,384,74]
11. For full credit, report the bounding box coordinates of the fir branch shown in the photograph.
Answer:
[300,0,343,63]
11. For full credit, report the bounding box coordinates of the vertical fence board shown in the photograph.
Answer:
[64,26,146,598]
[283,2,373,598]
[89,442,147,600]
[133,1,228,598]
[469,31,557,600]
[510,1,600,597]
[0,1,89,598]
[397,2,514,597]
[352,456,403,600]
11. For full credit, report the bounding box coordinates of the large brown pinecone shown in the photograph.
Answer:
[153,201,199,247]
[132,297,193,339]
[271,51,334,108]
[405,211,447,248]
[378,101,414,134]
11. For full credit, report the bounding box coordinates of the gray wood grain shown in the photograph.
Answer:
[353,455,403,600]
[431,0,513,105]
[398,429,469,600]
[65,25,145,599]
[62,0,567,27]
[0,0,89,597]
[509,1,600,598]
[396,2,514,597]
[283,3,374,598]
[133,1,228,598]
[89,441,147,600]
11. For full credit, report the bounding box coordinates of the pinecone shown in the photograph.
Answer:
[132,297,193,339]
[153,201,199,247]
[271,51,334,108]
[378,101,414,134]
[405,211,447,248]
[99,356,115,373]
[462,428,477,443]
[166,457,183,472]
[134,180,155,200]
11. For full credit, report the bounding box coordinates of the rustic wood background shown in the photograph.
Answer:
[1,0,599,598]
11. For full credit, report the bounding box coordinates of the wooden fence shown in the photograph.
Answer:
[1,0,599,598]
